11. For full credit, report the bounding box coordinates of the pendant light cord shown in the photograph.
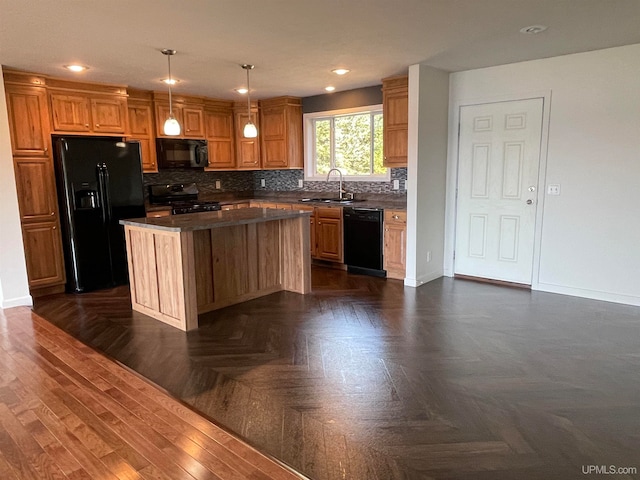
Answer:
[167,54,173,117]
[245,66,252,120]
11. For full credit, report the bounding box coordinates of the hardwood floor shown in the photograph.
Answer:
[0,307,302,480]
[28,267,640,479]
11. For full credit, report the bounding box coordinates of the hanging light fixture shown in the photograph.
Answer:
[162,49,181,136]
[241,64,258,138]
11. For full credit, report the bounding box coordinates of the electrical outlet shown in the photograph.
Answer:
[392,179,400,190]
[215,180,221,190]
[298,179,304,188]
[260,179,266,188]
[426,251,432,262]
[547,184,561,195]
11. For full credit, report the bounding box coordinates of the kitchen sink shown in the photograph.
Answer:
[299,197,366,204]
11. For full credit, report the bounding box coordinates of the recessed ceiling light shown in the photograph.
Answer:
[235,87,248,94]
[161,78,179,85]
[519,25,547,34]
[332,68,350,75]
[325,86,336,92]
[64,64,88,72]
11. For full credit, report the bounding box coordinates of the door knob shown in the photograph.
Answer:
[526,199,533,205]
[528,186,536,192]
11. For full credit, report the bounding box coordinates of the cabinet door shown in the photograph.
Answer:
[91,96,127,133]
[5,85,51,156]
[129,138,157,173]
[235,110,261,169]
[260,107,287,168]
[13,157,58,223]
[50,93,91,132]
[204,110,235,169]
[316,217,343,262]
[383,78,408,167]
[182,107,204,137]
[383,210,407,278]
[22,222,65,288]
[128,104,154,136]
[384,224,406,278]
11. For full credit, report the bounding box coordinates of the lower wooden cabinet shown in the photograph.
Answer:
[384,210,407,279]
[315,207,343,263]
[21,222,65,288]
[257,202,342,262]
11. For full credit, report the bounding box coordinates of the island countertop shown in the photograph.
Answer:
[120,207,312,232]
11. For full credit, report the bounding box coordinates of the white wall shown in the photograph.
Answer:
[0,78,32,307]
[405,65,449,287]
[445,44,640,305]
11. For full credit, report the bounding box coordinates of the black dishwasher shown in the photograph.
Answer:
[343,207,386,277]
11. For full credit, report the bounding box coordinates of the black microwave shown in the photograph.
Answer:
[156,138,208,169]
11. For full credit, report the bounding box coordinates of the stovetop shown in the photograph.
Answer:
[170,200,221,215]
[148,183,220,214]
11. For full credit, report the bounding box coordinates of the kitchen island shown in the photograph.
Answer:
[120,208,312,331]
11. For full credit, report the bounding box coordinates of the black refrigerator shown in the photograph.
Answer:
[53,136,146,293]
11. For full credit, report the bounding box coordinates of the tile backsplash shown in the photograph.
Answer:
[143,168,407,196]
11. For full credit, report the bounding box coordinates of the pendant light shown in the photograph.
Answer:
[162,49,181,136]
[241,64,258,138]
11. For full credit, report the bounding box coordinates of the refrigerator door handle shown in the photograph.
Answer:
[97,163,112,222]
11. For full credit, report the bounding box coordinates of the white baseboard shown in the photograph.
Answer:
[404,271,443,288]
[535,282,640,307]
[1,295,33,309]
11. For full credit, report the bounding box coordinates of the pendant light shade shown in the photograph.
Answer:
[162,49,181,136]
[241,64,257,138]
[243,122,258,138]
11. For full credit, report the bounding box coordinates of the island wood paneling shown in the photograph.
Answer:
[124,212,311,330]
[281,217,312,294]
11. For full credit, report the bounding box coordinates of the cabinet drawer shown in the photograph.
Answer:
[316,206,342,219]
[384,210,406,225]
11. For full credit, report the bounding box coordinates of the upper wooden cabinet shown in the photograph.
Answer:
[154,92,205,139]
[382,75,408,168]
[91,96,128,133]
[259,96,303,170]
[47,78,129,135]
[4,84,51,157]
[234,101,261,170]
[204,99,235,170]
[127,90,158,173]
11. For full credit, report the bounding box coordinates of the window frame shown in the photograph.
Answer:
[303,104,389,182]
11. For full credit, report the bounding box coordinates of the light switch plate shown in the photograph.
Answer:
[215,180,221,190]
[260,179,266,187]
[298,179,304,188]
[547,184,561,195]
[392,179,400,190]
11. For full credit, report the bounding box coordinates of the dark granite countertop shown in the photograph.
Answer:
[199,191,408,211]
[122,207,311,232]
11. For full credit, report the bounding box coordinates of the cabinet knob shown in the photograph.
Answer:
[52,226,56,230]
[85,124,89,127]
[44,147,48,153]
[96,124,100,127]
[392,215,400,220]
[50,212,54,216]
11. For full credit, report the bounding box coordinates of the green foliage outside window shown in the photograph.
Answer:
[313,111,384,176]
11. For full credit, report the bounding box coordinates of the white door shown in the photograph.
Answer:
[454,98,543,284]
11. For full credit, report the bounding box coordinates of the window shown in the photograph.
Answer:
[304,105,389,181]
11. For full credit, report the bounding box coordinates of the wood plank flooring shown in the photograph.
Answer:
[29,267,640,479]
[0,307,303,480]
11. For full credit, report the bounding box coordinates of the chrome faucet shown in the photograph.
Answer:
[326,168,344,199]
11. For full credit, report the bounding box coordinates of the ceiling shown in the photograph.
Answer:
[2,0,640,100]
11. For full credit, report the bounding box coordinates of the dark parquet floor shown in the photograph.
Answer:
[34,267,640,479]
